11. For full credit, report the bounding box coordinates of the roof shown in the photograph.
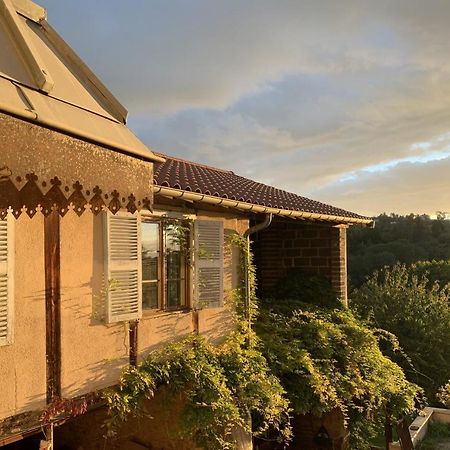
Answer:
[0,0,162,162]
[153,153,373,225]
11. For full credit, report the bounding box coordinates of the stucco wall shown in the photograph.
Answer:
[0,214,46,420]
[0,207,247,423]
[60,210,129,399]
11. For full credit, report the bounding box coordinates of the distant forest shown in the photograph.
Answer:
[348,213,450,287]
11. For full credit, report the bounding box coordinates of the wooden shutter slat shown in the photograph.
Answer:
[104,213,142,323]
[0,216,13,345]
[194,220,224,308]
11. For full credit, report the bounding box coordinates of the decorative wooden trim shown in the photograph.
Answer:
[129,320,138,366]
[0,410,43,447]
[44,210,61,403]
[0,172,152,220]
[0,391,104,447]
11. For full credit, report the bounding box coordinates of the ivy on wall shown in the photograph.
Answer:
[104,231,421,450]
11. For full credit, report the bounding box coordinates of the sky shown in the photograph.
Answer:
[38,0,450,217]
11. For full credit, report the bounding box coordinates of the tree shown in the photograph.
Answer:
[351,264,450,402]
[255,283,420,449]
[348,214,450,287]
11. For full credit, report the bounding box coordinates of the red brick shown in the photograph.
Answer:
[311,257,328,267]
[311,238,329,247]
[302,248,318,257]
[294,257,310,266]
[294,239,311,247]
[283,257,293,267]
[283,240,293,248]
[300,229,318,238]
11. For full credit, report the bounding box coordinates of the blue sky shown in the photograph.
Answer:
[38,0,450,215]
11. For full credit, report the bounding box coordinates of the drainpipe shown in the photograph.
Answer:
[243,213,273,341]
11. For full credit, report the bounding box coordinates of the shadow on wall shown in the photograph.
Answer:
[54,388,199,450]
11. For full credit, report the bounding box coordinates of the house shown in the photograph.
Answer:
[0,0,372,448]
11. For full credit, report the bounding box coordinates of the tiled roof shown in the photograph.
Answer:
[153,153,371,222]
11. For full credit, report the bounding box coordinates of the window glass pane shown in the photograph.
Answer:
[167,251,181,279]
[166,225,181,252]
[142,222,159,281]
[143,282,158,309]
[167,279,182,308]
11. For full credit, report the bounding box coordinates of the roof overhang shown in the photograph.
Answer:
[154,185,374,226]
[0,0,165,163]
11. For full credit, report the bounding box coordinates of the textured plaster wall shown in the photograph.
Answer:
[60,210,128,398]
[0,214,46,420]
[0,207,247,422]
[0,113,154,214]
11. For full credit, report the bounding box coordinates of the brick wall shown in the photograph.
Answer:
[253,220,348,305]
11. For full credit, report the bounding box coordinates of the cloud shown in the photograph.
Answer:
[38,0,450,214]
[311,155,450,216]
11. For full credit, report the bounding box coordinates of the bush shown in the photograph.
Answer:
[104,333,292,450]
[351,264,450,402]
[255,303,421,449]
[438,382,450,408]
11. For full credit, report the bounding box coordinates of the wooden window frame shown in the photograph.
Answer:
[141,217,191,312]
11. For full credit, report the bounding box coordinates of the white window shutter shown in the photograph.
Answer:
[0,214,14,345]
[104,212,142,323]
[194,220,224,308]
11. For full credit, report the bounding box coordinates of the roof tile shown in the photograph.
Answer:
[153,153,371,221]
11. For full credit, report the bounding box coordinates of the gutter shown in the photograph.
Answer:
[243,214,273,343]
[154,185,373,226]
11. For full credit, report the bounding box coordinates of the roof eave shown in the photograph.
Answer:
[154,185,374,226]
[0,100,166,163]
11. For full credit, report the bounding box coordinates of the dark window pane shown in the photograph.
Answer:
[142,222,160,280]
[166,251,181,279]
[143,282,158,309]
[167,279,182,308]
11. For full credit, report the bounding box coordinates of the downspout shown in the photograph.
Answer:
[242,213,273,343]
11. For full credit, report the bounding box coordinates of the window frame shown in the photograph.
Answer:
[141,215,191,312]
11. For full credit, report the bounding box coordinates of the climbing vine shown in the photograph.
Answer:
[104,333,291,449]
[256,292,423,449]
[103,232,291,449]
[104,227,420,450]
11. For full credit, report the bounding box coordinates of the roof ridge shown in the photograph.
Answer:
[154,152,234,174]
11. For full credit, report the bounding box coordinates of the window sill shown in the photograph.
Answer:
[141,307,191,319]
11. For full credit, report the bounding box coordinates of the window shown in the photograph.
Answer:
[104,212,224,323]
[0,215,14,345]
[141,220,188,310]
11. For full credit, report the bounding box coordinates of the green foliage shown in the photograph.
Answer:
[411,259,450,288]
[255,303,421,449]
[104,334,291,449]
[348,213,450,287]
[268,271,342,310]
[351,264,450,402]
[438,381,450,408]
[416,421,450,450]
